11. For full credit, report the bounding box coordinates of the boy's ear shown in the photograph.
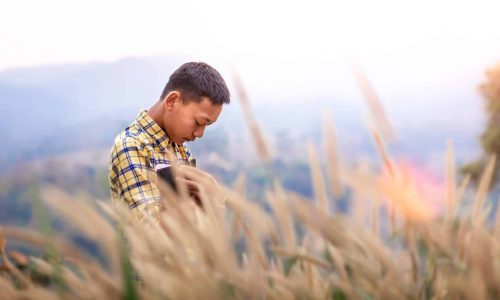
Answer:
[164,91,181,111]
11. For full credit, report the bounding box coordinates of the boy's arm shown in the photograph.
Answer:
[109,137,160,222]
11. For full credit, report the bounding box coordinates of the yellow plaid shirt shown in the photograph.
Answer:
[108,109,192,220]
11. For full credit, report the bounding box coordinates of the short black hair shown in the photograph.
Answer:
[160,62,230,105]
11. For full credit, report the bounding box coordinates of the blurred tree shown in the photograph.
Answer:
[461,62,500,186]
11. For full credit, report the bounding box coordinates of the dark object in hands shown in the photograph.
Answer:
[156,159,196,192]
[156,166,177,191]
[156,159,202,207]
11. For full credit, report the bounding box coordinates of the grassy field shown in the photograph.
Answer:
[1,69,499,299]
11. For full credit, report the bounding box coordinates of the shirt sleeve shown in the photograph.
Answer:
[109,136,161,221]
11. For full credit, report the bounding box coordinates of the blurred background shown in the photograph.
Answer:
[1,0,500,226]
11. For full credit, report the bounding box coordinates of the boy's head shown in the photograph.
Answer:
[160,62,230,105]
[159,62,230,144]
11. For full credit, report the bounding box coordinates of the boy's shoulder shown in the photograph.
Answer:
[110,123,150,156]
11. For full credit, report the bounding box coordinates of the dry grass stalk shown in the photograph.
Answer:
[0,232,32,289]
[40,187,120,276]
[266,183,296,249]
[371,198,380,236]
[445,139,456,222]
[307,142,330,213]
[495,193,500,239]
[351,60,396,142]
[368,122,395,178]
[453,174,471,219]
[230,68,271,162]
[341,160,381,234]
[230,173,246,241]
[322,112,343,198]
[472,155,496,223]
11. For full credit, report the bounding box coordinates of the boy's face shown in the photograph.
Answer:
[163,94,223,145]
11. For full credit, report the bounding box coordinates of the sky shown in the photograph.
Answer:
[1,0,499,71]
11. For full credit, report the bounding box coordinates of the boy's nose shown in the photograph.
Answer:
[194,127,205,138]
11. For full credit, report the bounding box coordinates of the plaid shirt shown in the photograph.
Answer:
[108,109,192,221]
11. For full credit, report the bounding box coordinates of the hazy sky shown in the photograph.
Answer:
[1,0,499,71]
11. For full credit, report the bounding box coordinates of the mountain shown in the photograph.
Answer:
[0,54,486,173]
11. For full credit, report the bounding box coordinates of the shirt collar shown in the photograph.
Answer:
[135,109,171,152]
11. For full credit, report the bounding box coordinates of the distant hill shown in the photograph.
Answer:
[0,54,485,173]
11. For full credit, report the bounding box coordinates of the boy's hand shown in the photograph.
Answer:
[175,165,226,208]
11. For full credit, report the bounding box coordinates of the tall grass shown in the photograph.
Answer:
[1,67,499,299]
